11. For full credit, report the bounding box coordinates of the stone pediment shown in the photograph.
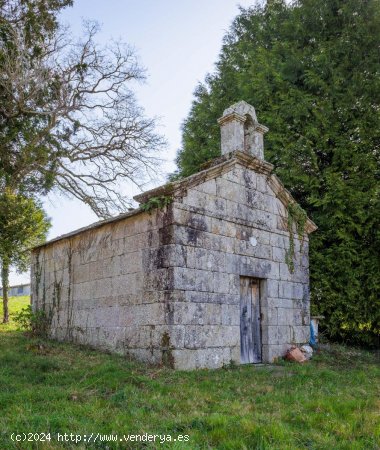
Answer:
[134,151,317,234]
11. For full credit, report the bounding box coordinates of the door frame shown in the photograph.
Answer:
[240,276,263,364]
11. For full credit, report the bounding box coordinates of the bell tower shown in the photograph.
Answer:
[217,101,269,160]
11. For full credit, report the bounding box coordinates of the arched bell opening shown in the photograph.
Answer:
[244,114,255,155]
[217,101,268,159]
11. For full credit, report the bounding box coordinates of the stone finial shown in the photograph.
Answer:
[217,100,269,159]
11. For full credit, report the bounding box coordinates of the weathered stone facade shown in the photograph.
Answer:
[31,101,317,370]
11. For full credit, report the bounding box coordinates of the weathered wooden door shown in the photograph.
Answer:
[240,277,262,363]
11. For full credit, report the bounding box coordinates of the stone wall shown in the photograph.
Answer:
[166,163,310,368]
[31,208,177,365]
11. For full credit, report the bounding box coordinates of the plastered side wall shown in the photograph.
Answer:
[166,164,310,369]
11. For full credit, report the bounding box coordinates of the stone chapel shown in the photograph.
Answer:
[31,101,317,369]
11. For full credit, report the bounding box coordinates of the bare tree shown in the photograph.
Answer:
[0,15,165,217]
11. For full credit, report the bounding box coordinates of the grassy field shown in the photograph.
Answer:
[0,297,379,449]
[0,295,30,331]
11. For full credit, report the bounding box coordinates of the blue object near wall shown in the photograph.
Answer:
[310,322,317,348]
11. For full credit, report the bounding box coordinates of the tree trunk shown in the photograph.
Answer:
[1,261,10,323]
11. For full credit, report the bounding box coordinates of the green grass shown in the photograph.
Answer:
[0,297,379,449]
[0,295,30,332]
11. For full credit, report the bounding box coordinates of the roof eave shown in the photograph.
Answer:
[34,151,317,251]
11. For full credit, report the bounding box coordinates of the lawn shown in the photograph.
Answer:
[0,297,379,449]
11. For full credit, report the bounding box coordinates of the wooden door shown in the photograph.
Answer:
[240,277,262,363]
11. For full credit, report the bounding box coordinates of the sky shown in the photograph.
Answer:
[10,0,256,285]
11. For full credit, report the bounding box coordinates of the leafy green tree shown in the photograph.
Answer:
[175,0,380,346]
[0,189,50,323]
